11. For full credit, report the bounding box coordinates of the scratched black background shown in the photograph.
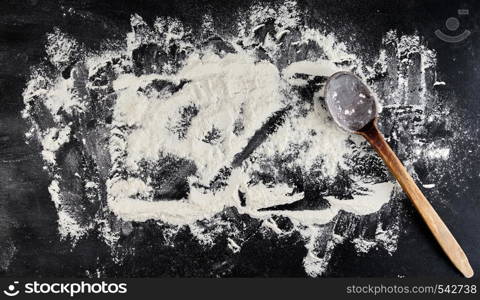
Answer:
[0,0,479,277]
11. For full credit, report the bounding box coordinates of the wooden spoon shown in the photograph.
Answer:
[324,71,474,278]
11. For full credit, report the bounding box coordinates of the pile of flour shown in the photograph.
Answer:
[22,0,459,276]
[107,44,394,225]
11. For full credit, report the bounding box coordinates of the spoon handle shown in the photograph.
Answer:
[360,121,474,278]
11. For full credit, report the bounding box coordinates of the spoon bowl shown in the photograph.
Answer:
[324,71,377,132]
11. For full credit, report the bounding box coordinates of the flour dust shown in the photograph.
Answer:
[22,0,463,276]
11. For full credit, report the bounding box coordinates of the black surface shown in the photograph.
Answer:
[0,0,479,277]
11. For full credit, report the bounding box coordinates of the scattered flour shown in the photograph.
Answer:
[22,0,458,276]
[353,238,377,254]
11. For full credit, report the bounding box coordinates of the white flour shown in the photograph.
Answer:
[22,0,458,277]
[107,50,394,226]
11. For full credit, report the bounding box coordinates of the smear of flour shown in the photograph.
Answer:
[353,237,377,253]
[22,0,460,276]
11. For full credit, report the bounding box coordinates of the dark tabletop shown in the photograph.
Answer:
[0,0,479,277]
